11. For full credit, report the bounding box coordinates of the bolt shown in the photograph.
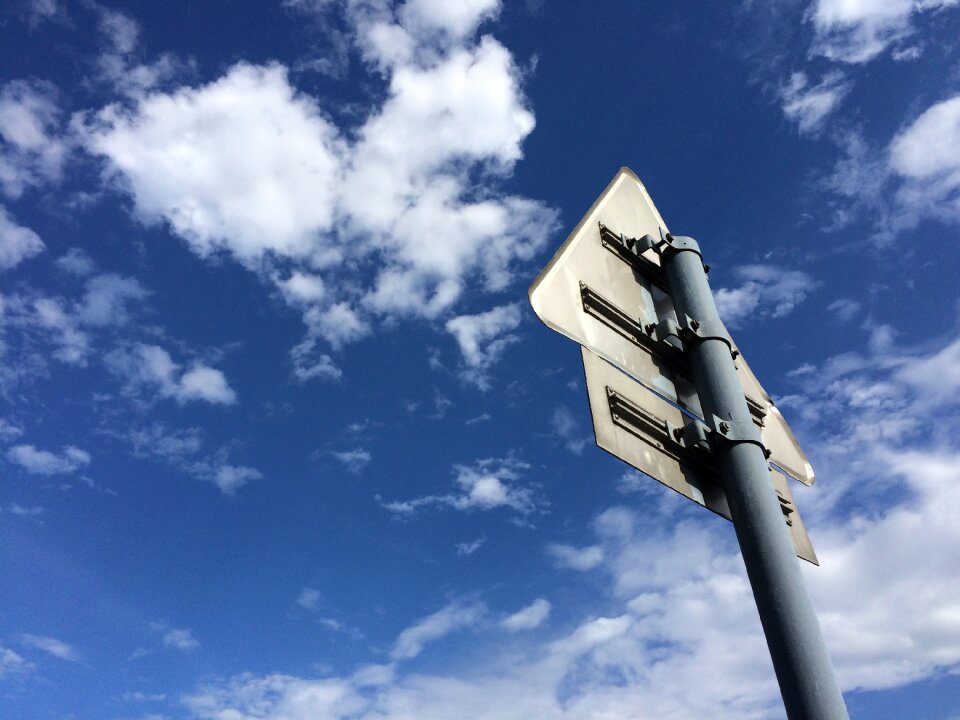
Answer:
[718,421,730,434]
[690,319,701,331]
[644,323,657,336]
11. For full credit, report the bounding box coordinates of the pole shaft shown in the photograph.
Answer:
[660,238,848,720]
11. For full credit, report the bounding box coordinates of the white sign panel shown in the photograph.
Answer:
[529,167,814,486]
[581,347,818,564]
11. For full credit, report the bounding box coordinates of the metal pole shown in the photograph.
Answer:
[659,234,849,720]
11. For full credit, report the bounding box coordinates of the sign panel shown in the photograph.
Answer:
[529,167,814,486]
[581,347,818,564]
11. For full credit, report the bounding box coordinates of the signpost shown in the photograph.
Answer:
[530,168,849,719]
[529,168,814,487]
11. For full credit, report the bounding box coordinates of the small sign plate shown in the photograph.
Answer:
[582,346,818,564]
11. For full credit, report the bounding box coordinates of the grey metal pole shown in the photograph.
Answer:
[659,234,849,720]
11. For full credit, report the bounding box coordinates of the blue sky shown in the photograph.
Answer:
[1,0,959,718]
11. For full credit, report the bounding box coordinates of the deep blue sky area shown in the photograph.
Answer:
[1,1,960,719]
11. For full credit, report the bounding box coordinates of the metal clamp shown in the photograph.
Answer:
[709,415,771,457]
[678,314,733,349]
[659,231,702,259]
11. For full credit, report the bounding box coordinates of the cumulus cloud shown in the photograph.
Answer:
[106,343,237,405]
[0,646,33,679]
[297,588,322,611]
[545,542,604,571]
[713,264,818,327]
[445,303,523,389]
[827,298,862,324]
[819,97,960,240]
[163,628,200,651]
[391,601,485,661]
[383,457,536,516]
[213,464,262,495]
[501,598,551,632]
[6,444,90,475]
[291,337,343,382]
[0,205,44,269]
[93,7,185,98]
[33,296,90,366]
[808,0,959,63]
[455,535,486,556]
[779,70,851,134]
[331,448,372,474]
[888,94,960,226]
[82,2,556,381]
[76,273,149,326]
[55,247,95,276]
[550,405,590,455]
[0,418,24,441]
[122,423,262,495]
[87,63,344,266]
[18,634,80,662]
[0,79,67,198]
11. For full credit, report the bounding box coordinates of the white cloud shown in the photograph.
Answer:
[0,79,66,198]
[331,448,372,474]
[0,418,24,441]
[550,406,590,455]
[888,94,960,226]
[545,542,604,571]
[303,302,370,351]
[5,504,44,519]
[76,273,149,327]
[123,423,261,495]
[18,634,80,662]
[809,0,959,63]
[455,535,486,556]
[26,0,58,24]
[383,457,536,516]
[0,205,44,269]
[6,444,90,475]
[820,98,960,239]
[291,337,343,382]
[391,601,485,660]
[55,247,95,276]
[94,7,188,99]
[501,598,550,632]
[276,271,326,305]
[445,303,523,389]
[213,464,262,495]
[827,297,861,323]
[0,646,32,679]
[87,63,344,266]
[399,0,499,42]
[106,343,237,405]
[779,71,851,134]
[33,297,90,366]
[713,264,818,327]
[83,5,556,381]
[297,588,322,611]
[163,628,200,651]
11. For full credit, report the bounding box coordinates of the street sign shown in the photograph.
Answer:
[581,347,817,564]
[529,167,814,486]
